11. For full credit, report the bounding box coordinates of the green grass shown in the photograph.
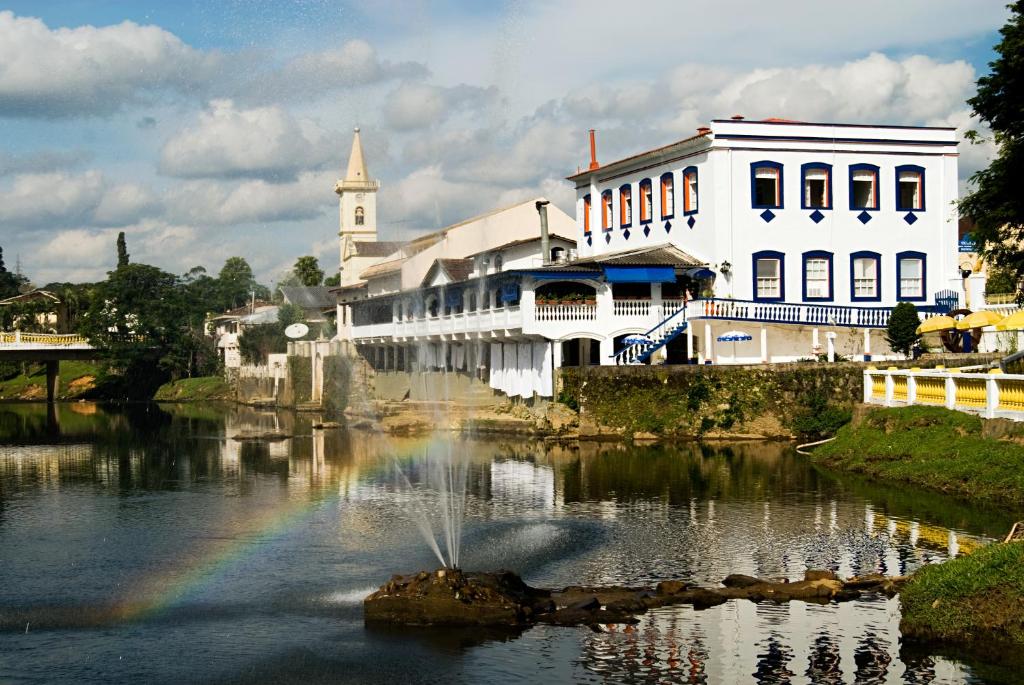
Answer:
[901,542,1024,652]
[812,406,1024,506]
[0,360,100,400]
[153,376,233,401]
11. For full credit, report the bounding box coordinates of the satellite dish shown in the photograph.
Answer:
[285,323,309,339]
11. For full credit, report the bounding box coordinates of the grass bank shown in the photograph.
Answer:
[153,376,233,402]
[812,405,1024,507]
[0,360,100,400]
[901,542,1024,658]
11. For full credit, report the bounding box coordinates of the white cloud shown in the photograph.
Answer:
[0,171,161,229]
[159,100,338,181]
[383,83,499,131]
[164,171,336,225]
[0,11,219,117]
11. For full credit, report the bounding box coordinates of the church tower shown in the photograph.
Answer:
[336,128,380,286]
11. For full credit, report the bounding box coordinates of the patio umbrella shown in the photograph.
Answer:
[916,315,957,335]
[995,309,1024,331]
[717,330,752,363]
[623,334,651,345]
[955,310,1004,330]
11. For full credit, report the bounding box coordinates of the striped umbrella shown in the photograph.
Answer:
[717,330,752,363]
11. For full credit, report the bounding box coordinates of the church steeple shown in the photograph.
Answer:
[344,127,369,183]
[336,127,380,286]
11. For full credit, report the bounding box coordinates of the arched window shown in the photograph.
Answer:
[895,165,925,211]
[601,190,613,230]
[638,179,652,223]
[751,162,783,209]
[682,166,698,215]
[619,184,632,228]
[355,206,365,225]
[801,163,832,210]
[660,173,674,218]
[849,164,880,211]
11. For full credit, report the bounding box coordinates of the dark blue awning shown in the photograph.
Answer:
[602,266,676,283]
[519,270,602,280]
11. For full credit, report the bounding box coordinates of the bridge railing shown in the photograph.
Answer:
[864,366,1024,421]
[0,331,91,346]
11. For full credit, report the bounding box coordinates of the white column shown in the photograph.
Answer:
[863,371,873,404]
[598,336,614,365]
[704,323,713,364]
[884,371,894,407]
[651,282,663,327]
[812,328,820,356]
[986,374,1000,419]
[945,374,957,409]
[826,332,836,363]
[907,371,917,405]
[863,329,872,361]
[686,324,694,362]
[760,326,768,363]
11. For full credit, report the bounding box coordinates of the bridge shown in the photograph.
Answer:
[0,332,98,403]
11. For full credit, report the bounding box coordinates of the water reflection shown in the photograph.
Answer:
[0,402,1013,684]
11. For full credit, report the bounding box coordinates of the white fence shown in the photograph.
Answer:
[864,367,1024,421]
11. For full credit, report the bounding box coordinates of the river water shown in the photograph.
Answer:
[0,402,1016,684]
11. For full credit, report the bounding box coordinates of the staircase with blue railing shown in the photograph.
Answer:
[613,306,689,365]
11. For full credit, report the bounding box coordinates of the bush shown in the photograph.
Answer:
[885,301,920,357]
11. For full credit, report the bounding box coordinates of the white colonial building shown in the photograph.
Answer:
[336,119,968,399]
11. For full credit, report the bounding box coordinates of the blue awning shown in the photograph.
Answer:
[519,270,602,280]
[602,266,676,283]
[500,283,520,302]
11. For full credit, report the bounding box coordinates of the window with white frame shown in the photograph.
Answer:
[639,180,652,222]
[619,185,632,227]
[899,256,924,299]
[753,165,782,207]
[803,167,830,208]
[660,173,674,218]
[804,257,830,299]
[898,168,924,211]
[756,258,781,298]
[853,257,878,299]
[851,166,878,209]
[683,167,698,214]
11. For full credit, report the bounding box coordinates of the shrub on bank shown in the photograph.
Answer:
[813,406,1024,505]
[153,376,233,401]
[902,542,1024,653]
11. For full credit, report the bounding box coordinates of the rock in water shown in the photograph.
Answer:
[364,568,551,626]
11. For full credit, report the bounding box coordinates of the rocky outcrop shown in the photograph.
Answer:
[364,568,906,628]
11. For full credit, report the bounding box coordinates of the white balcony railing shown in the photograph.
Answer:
[687,298,948,329]
[865,367,1024,421]
[612,299,651,317]
[536,303,596,321]
[354,306,523,340]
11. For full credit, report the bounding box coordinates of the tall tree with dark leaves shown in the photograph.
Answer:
[116,232,130,268]
[960,0,1024,300]
[293,256,325,287]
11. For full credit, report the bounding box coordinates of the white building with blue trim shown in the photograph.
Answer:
[337,119,964,399]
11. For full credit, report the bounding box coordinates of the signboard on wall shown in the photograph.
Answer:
[958,234,978,253]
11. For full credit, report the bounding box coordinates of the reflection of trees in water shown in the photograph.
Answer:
[900,649,938,684]
[578,612,708,683]
[753,635,795,684]
[805,633,843,685]
[853,630,892,684]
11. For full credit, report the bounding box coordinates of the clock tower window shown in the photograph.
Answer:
[355,206,365,226]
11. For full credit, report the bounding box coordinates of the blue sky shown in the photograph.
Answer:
[0,1,1011,286]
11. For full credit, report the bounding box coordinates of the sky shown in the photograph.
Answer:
[0,0,1012,286]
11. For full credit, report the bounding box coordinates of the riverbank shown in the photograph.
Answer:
[812,405,1024,507]
[0,360,99,400]
[153,376,233,401]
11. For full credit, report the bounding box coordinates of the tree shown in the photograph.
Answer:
[217,257,258,311]
[0,247,28,299]
[959,1,1024,288]
[80,263,190,398]
[886,302,921,357]
[293,256,324,287]
[116,232,130,268]
[324,272,341,287]
[985,266,1021,298]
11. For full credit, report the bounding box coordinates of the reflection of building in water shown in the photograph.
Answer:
[489,459,554,513]
[805,634,843,685]
[853,630,892,684]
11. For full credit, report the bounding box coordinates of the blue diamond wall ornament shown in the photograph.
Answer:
[809,210,824,224]
[904,212,918,225]
[605,233,611,244]
[586,235,592,246]
[623,229,630,240]
[664,220,672,233]
[760,209,775,223]
[643,225,650,237]
[687,216,696,229]
[857,211,872,224]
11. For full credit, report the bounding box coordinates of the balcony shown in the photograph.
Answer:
[687,298,946,329]
[353,306,523,341]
